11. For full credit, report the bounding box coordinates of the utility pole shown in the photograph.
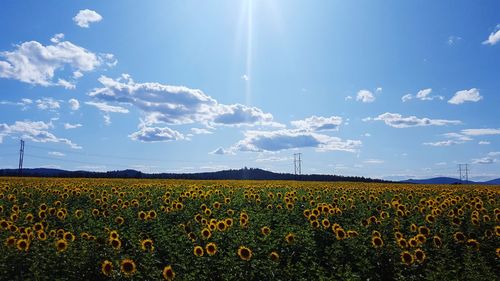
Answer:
[18,139,25,176]
[293,153,302,175]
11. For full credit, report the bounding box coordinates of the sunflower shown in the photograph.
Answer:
[347,230,359,238]
[410,223,417,232]
[237,246,252,261]
[101,260,113,276]
[55,239,68,252]
[64,232,75,242]
[162,265,175,280]
[261,226,271,236]
[408,238,418,248]
[110,238,122,250]
[16,239,29,252]
[206,242,217,256]
[37,231,47,241]
[270,251,280,262]
[495,226,500,237]
[217,221,227,232]
[372,230,381,238]
[109,230,119,240]
[414,248,426,263]
[397,239,408,248]
[466,239,479,250]
[120,258,137,277]
[115,216,124,225]
[201,228,211,240]
[415,234,426,244]
[496,248,500,258]
[141,239,154,252]
[335,228,347,240]
[401,251,413,266]
[371,236,384,248]
[418,226,430,236]
[425,214,435,224]
[285,233,295,244]
[5,236,16,247]
[453,232,466,243]
[194,245,204,257]
[322,219,331,229]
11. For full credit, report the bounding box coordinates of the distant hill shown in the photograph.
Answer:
[0,167,387,183]
[401,177,500,185]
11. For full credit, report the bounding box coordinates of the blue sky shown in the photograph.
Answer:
[0,0,499,180]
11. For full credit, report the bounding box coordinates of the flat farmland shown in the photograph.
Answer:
[0,178,498,280]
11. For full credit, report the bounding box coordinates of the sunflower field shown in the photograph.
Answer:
[0,177,499,280]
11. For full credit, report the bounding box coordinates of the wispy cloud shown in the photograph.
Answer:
[365,112,461,128]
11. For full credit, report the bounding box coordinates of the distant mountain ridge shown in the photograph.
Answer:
[401,177,500,185]
[0,167,387,183]
[1,168,498,184]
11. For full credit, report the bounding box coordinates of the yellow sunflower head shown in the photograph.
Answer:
[237,246,252,261]
[162,265,175,280]
[101,260,113,276]
[206,242,217,256]
[120,258,137,277]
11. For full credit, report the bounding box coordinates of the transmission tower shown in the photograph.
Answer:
[457,163,470,183]
[293,153,302,175]
[18,139,25,176]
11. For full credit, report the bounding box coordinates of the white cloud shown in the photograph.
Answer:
[367,112,461,128]
[435,162,447,166]
[231,129,361,153]
[209,147,234,155]
[461,128,500,136]
[375,87,383,93]
[191,128,213,135]
[255,156,290,162]
[68,98,80,110]
[344,95,353,101]
[363,159,384,164]
[57,79,76,89]
[48,151,65,157]
[0,36,114,87]
[401,94,413,102]
[472,157,496,164]
[423,140,463,147]
[402,88,443,102]
[0,120,81,149]
[241,74,249,81]
[448,88,482,104]
[356,90,375,103]
[103,115,112,126]
[488,151,500,157]
[478,141,490,145]
[482,24,500,45]
[447,35,462,45]
[212,104,280,127]
[50,33,65,43]
[291,115,342,132]
[36,98,60,110]
[423,132,472,147]
[73,9,103,28]
[89,74,278,128]
[85,101,129,113]
[64,123,82,129]
[129,125,184,142]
